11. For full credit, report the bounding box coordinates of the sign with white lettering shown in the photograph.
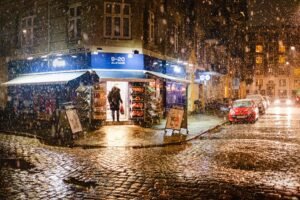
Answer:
[111,56,126,65]
[92,53,144,70]
[66,109,83,133]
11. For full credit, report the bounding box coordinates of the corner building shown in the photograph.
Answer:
[0,0,197,126]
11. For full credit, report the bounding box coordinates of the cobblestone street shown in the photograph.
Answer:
[0,106,300,199]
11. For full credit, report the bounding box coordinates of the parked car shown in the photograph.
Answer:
[296,95,300,105]
[228,99,259,123]
[246,94,267,114]
[273,97,294,106]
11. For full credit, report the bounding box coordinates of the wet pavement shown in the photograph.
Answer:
[74,114,225,148]
[0,106,300,199]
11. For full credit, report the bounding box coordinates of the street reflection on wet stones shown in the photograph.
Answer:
[0,106,300,199]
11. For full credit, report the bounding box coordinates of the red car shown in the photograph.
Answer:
[296,95,300,105]
[228,99,259,123]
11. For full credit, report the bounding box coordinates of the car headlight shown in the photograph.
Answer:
[229,109,235,115]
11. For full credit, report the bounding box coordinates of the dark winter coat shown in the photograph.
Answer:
[108,87,123,110]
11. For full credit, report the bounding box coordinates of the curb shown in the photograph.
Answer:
[0,120,228,149]
[73,120,228,149]
[0,130,43,140]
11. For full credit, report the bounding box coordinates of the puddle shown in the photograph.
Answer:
[215,152,282,171]
[0,158,35,170]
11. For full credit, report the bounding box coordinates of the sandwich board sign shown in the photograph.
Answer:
[65,109,83,133]
[165,106,188,135]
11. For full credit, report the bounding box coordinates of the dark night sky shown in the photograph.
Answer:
[249,0,300,26]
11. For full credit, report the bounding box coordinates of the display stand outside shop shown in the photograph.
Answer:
[164,106,188,135]
[56,103,82,144]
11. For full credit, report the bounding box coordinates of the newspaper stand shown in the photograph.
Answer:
[164,106,189,135]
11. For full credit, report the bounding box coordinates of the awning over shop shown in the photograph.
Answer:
[198,71,223,76]
[95,69,153,82]
[146,71,191,84]
[2,71,88,86]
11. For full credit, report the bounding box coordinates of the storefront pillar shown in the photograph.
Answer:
[239,81,247,99]
[188,83,199,113]
[0,57,7,109]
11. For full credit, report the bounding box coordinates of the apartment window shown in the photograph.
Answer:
[294,79,300,87]
[278,90,287,97]
[21,16,35,47]
[279,44,286,53]
[174,25,178,52]
[255,79,263,86]
[279,79,286,87]
[255,69,262,75]
[148,11,155,42]
[255,45,263,53]
[68,3,82,40]
[268,68,273,74]
[278,55,286,64]
[278,68,286,75]
[256,55,263,64]
[104,2,131,39]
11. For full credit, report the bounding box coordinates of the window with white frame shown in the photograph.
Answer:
[294,79,300,88]
[279,79,286,87]
[21,16,35,47]
[148,11,155,42]
[174,25,178,52]
[68,3,82,40]
[104,2,131,39]
[255,79,263,86]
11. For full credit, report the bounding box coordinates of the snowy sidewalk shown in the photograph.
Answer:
[74,114,227,148]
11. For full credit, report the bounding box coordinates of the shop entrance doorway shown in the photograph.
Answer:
[106,81,129,121]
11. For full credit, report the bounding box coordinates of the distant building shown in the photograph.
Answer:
[245,0,300,98]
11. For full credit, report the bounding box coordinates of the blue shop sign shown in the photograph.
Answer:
[91,53,144,70]
[8,53,91,75]
[165,62,186,78]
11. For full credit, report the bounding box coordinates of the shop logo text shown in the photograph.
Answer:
[111,56,126,65]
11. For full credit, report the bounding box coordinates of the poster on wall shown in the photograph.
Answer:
[165,107,184,131]
[66,109,83,133]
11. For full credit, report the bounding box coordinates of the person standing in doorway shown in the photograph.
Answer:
[108,86,123,122]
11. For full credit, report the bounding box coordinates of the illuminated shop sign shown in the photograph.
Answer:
[111,56,126,65]
[92,53,144,70]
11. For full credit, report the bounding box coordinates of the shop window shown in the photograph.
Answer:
[255,45,263,53]
[148,11,155,42]
[166,82,186,109]
[21,16,35,47]
[104,2,131,39]
[68,3,82,40]
[279,79,286,87]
